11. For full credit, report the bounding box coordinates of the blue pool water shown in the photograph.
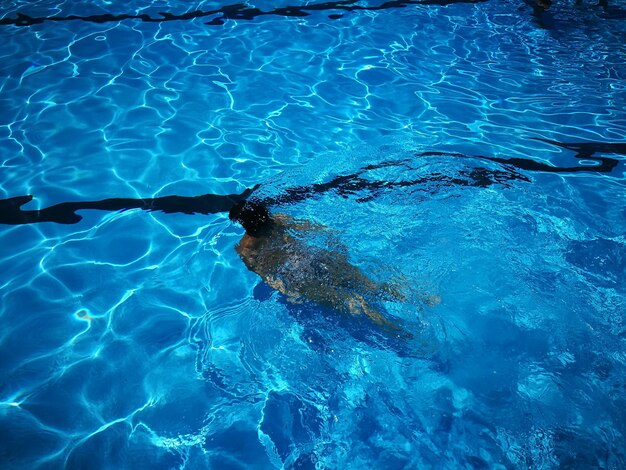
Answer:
[1,0,625,468]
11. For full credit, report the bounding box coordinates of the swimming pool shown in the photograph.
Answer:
[1,0,625,467]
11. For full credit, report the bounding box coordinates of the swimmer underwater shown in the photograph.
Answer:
[229,200,436,337]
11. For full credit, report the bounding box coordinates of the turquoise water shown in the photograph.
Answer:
[1,0,625,468]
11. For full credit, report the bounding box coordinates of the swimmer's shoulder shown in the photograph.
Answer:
[237,233,259,252]
[237,229,280,253]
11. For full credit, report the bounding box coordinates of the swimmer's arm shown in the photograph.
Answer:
[264,276,288,296]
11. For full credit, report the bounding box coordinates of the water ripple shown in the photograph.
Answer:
[2,0,626,468]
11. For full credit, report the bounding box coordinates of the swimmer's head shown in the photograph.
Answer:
[229,200,275,237]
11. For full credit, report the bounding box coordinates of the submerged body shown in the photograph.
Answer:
[233,213,404,332]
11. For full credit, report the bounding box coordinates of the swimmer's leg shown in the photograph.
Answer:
[380,277,441,307]
[421,293,441,307]
[379,281,406,301]
[347,294,382,321]
[349,294,412,338]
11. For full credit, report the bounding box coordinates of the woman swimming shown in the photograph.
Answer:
[229,200,407,334]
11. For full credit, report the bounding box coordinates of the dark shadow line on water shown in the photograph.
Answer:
[0,142,621,226]
[420,138,625,173]
[0,187,257,226]
[3,0,624,30]
[0,0,488,28]
[260,142,621,206]
[258,157,529,207]
[532,137,626,160]
[525,0,626,29]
